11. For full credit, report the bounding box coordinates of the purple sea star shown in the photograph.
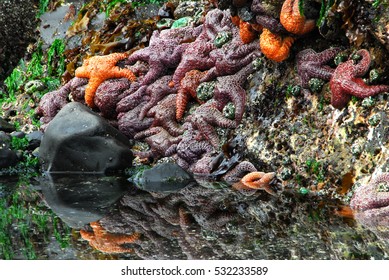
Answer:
[296,48,341,88]
[117,101,153,138]
[36,77,87,130]
[202,40,259,82]
[187,100,236,147]
[350,173,389,211]
[125,27,197,87]
[134,126,183,160]
[213,63,255,124]
[330,49,389,109]
[94,78,132,119]
[251,0,286,34]
[138,75,177,120]
[166,123,216,170]
[146,94,184,137]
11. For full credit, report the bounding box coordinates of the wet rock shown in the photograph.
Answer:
[0,148,19,169]
[0,118,15,133]
[131,162,195,192]
[26,131,44,150]
[39,102,133,174]
[0,0,37,81]
[10,131,25,139]
[0,131,11,149]
[174,1,207,19]
[40,174,129,228]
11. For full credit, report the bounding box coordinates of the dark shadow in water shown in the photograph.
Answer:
[40,163,389,259]
[40,173,129,229]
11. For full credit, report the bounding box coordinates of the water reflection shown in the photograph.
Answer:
[40,173,129,228]
[40,164,389,259]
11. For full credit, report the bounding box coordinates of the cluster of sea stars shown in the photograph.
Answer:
[296,48,389,108]
[228,0,317,62]
[36,7,273,192]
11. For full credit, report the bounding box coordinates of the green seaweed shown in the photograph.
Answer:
[317,0,335,28]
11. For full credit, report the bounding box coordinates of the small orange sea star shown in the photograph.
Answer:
[75,53,136,107]
[280,0,315,35]
[259,28,295,62]
[233,171,276,195]
[80,221,141,254]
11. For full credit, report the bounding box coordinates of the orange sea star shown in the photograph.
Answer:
[176,70,208,120]
[234,171,276,195]
[75,53,136,107]
[280,0,315,35]
[80,221,141,254]
[259,28,295,62]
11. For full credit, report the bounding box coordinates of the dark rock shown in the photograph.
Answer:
[131,162,195,192]
[10,131,25,139]
[0,131,11,149]
[26,130,43,150]
[40,174,129,228]
[0,148,19,169]
[0,117,15,132]
[39,102,133,174]
[0,0,38,82]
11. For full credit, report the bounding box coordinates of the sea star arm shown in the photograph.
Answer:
[342,78,389,98]
[353,49,371,77]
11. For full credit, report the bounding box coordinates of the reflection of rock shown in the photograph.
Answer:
[39,102,133,173]
[40,174,129,228]
[131,162,196,192]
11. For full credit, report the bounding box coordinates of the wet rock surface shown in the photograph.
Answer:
[39,102,133,173]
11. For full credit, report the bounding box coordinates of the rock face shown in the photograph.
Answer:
[0,0,37,82]
[39,102,133,173]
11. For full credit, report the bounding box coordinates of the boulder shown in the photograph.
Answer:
[39,102,133,173]
[0,148,18,169]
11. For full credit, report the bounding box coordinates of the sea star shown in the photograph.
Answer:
[350,173,389,211]
[170,38,215,88]
[146,94,184,137]
[296,48,341,88]
[138,75,177,120]
[238,19,257,44]
[75,53,136,107]
[213,63,255,124]
[117,101,154,138]
[202,8,237,41]
[116,85,149,114]
[259,28,295,62]
[176,70,208,121]
[202,39,259,82]
[126,26,199,87]
[94,78,132,119]
[222,161,258,183]
[350,173,389,241]
[36,79,72,128]
[80,221,140,254]
[236,171,276,195]
[251,0,287,34]
[166,123,216,170]
[134,126,183,160]
[329,49,389,109]
[188,100,236,147]
[280,0,315,35]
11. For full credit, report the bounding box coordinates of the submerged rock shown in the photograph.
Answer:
[39,102,133,173]
[131,162,195,192]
